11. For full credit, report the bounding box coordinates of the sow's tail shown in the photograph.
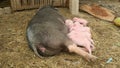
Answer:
[26,27,43,58]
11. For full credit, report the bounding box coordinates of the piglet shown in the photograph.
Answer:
[65,17,95,54]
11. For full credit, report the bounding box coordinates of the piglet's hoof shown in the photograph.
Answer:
[84,54,97,62]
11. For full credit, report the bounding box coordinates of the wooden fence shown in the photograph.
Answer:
[10,0,68,11]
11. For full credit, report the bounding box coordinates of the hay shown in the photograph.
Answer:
[0,0,120,68]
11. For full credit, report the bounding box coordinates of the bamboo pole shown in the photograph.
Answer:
[16,0,22,10]
[10,0,15,10]
[31,0,34,8]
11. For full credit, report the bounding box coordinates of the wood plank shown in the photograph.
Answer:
[10,0,68,11]
[80,4,115,21]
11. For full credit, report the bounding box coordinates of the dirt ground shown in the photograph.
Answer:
[0,0,120,68]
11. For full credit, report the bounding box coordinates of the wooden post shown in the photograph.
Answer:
[69,0,79,15]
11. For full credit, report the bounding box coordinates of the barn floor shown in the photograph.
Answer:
[0,0,120,68]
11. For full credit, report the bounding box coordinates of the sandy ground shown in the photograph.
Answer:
[0,0,120,68]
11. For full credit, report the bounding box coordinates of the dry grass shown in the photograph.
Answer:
[0,0,120,68]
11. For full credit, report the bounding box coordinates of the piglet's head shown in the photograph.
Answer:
[74,21,84,27]
[73,17,88,26]
[65,19,74,28]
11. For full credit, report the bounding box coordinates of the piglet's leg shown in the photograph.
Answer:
[67,44,97,62]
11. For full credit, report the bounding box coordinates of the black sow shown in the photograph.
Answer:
[26,6,97,62]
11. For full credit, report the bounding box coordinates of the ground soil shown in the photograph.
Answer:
[0,0,120,68]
